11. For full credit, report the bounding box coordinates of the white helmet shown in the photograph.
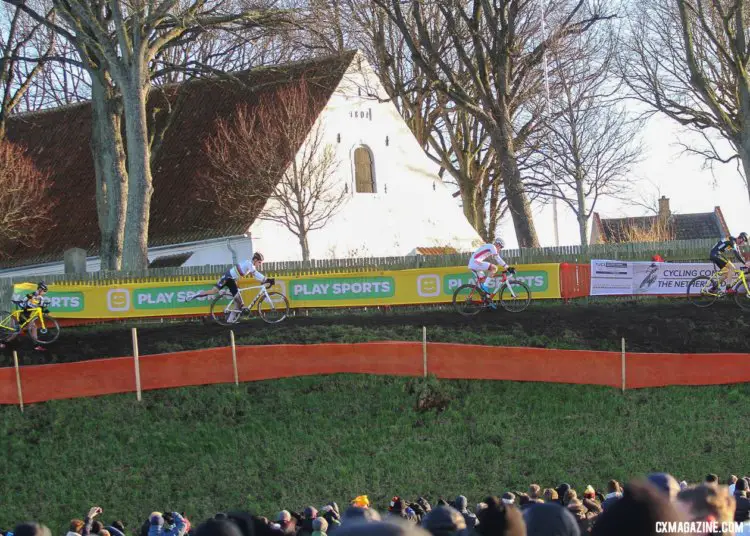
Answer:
[493,237,505,248]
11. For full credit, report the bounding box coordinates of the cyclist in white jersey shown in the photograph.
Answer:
[188,252,271,311]
[468,237,514,292]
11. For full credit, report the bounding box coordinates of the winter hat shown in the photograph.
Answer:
[194,519,243,536]
[332,520,430,536]
[523,503,580,536]
[647,473,680,501]
[149,514,164,527]
[313,518,328,533]
[454,496,468,512]
[476,500,525,536]
[591,480,688,536]
[342,507,381,524]
[352,496,370,509]
[421,506,466,536]
[556,484,571,503]
[12,524,51,536]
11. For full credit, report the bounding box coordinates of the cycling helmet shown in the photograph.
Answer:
[37,281,48,292]
[252,252,264,262]
[739,232,748,242]
[493,237,506,248]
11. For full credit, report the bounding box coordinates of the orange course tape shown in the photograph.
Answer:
[2,342,750,405]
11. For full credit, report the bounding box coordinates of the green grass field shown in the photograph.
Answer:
[3,375,749,533]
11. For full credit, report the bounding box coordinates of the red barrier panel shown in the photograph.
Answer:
[0,367,18,404]
[626,352,750,388]
[560,263,591,300]
[427,343,621,387]
[18,357,136,404]
[236,342,423,381]
[140,347,236,391]
[3,342,750,406]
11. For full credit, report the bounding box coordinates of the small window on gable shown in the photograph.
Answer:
[354,146,375,193]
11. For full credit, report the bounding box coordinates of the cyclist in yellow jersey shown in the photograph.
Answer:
[708,233,748,293]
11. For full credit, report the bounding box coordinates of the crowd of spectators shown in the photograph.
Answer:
[4,473,750,536]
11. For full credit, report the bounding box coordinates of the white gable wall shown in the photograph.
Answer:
[249,53,482,261]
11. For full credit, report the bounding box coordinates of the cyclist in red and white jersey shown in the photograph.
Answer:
[468,237,515,293]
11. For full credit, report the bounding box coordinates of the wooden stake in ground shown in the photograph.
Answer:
[230,330,239,386]
[422,326,427,378]
[13,350,23,412]
[621,337,626,393]
[132,327,142,402]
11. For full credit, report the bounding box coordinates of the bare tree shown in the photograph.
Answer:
[622,0,750,204]
[0,2,56,137]
[529,29,643,245]
[0,140,53,253]
[6,0,288,269]
[369,0,614,247]
[205,80,345,261]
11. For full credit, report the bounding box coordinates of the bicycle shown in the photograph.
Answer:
[0,300,60,344]
[686,265,750,310]
[210,280,290,326]
[452,269,532,316]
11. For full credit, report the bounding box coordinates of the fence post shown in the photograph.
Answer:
[621,337,626,393]
[132,328,142,402]
[230,330,239,386]
[13,350,23,412]
[422,326,427,378]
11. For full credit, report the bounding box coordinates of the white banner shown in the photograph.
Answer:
[590,260,716,296]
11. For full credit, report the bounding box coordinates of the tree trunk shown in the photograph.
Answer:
[121,78,153,270]
[739,136,750,206]
[91,76,127,270]
[493,143,538,247]
[488,116,538,247]
[300,234,310,261]
[459,178,488,240]
[576,177,588,246]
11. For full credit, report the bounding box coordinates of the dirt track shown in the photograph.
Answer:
[2,300,749,366]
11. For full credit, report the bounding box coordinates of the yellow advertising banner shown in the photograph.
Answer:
[12,263,561,318]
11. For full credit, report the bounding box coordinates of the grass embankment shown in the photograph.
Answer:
[2,375,749,532]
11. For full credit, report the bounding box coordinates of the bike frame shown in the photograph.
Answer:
[0,306,47,334]
[220,284,275,314]
[471,270,521,299]
[705,265,750,295]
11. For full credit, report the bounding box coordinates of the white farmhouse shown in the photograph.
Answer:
[1,51,480,276]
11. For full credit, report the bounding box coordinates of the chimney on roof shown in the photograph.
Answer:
[658,196,671,223]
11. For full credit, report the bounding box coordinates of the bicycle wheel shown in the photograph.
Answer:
[452,284,485,316]
[210,293,241,326]
[0,311,19,342]
[498,280,532,312]
[30,315,60,344]
[257,291,290,324]
[687,276,717,308]
[734,284,750,311]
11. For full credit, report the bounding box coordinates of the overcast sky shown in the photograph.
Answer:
[496,113,750,249]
